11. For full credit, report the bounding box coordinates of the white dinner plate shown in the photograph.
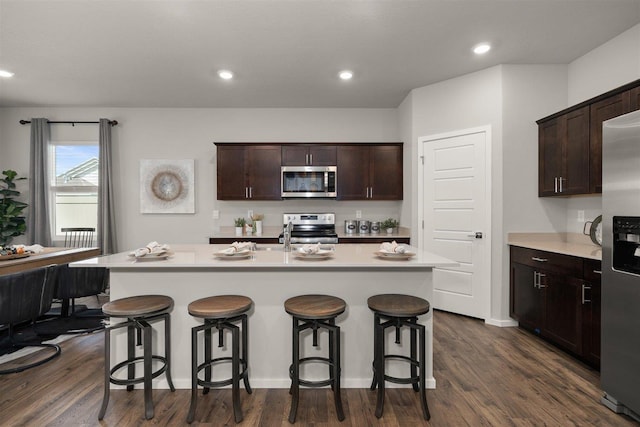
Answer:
[214,249,252,259]
[295,250,333,260]
[374,251,415,260]
[128,251,173,261]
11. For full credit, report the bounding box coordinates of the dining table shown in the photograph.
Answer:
[0,247,101,276]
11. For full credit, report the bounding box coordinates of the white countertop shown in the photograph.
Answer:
[73,243,457,270]
[508,232,602,261]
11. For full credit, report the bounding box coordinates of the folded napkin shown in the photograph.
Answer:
[132,241,171,258]
[219,241,254,254]
[379,241,407,254]
[299,243,321,254]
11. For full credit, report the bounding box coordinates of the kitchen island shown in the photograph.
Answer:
[72,244,456,389]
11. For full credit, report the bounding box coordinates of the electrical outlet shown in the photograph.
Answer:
[248,210,253,220]
[356,210,362,219]
[577,210,585,222]
[212,210,220,220]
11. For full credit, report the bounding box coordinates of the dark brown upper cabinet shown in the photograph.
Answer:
[337,144,403,200]
[216,144,282,200]
[537,79,640,197]
[281,144,337,166]
[538,106,590,196]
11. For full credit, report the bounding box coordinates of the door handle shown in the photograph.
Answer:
[555,177,558,193]
[467,232,483,239]
[245,187,248,199]
[531,257,548,262]
[559,176,564,193]
[309,154,313,165]
[533,271,539,288]
[537,273,547,288]
[582,284,592,304]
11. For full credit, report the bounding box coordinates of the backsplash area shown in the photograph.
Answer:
[566,195,602,235]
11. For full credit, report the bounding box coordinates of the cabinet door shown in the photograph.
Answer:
[281,145,309,166]
[511,262,543,333]
[543,273,582,354]
[246,145,282,200]
[590,93,631,193]
[538,118,562,196]
[630,86,640,111]
[582,260,602,367]
[308,145,337,166]
[337,145,369,200]
[561,106,590,195]
[217,145,248,200]
[370,145,403,200]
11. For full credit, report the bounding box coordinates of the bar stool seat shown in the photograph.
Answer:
[368,293,431,421]
[285,294,346,423]
[187,295,253,424]
[99,295,175,421]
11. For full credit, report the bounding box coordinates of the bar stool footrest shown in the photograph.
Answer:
[289,356,339,388]
[196,356,249,389]
[109,355,169,386]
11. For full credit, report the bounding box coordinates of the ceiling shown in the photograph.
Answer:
[1,0,639,109]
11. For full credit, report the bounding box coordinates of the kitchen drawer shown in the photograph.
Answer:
[510,246,583,277]
[583,259,602,283]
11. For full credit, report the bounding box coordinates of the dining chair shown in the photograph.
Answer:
[62,227,95,248]
[0,265,62,374]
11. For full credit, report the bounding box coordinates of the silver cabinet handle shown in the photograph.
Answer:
[309,154,313,165]
[533,271,539,288]
[594,270,602,275]
[370,187,373,198]
[554,177,558,193]
[532,257,548,262]
[582,284,592,304]
[245,187,248,199]
[249,187,252,198]
[537,272,547,288]
[559,176,564,193]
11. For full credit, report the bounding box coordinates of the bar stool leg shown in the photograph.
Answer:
[203,320,212,395]
[418,322,431,420]
[370,313,379,391]
[164,313,176,391]
[331,323,345,421]
[142,320,154,420]
[98,327,111,420]
[410,320,419,392]
[187,325,199,424]
[328,318,335,391]
[231,323,243,423]
[126,323,135,392]
[288,316,300,424]
[241,314,252,393]
[374,320,385,419]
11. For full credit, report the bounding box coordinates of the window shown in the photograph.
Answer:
[49,142,99,237]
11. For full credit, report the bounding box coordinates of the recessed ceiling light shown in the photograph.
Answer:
[473,43,491,55]
[339,70,353,80]
[218,70,233,80]
[0,69,15,78]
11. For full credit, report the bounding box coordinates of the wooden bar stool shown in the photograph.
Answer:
[284,294,346,423]
[187,295,253,424]
[98,294,175,421]
[367,293,431,420]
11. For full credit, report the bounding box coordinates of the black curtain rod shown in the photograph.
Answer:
[19,119,118,126]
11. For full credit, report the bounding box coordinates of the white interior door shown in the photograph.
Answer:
[418,127,491,320]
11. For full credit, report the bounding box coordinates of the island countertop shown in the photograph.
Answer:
[75,243,456,391]
[73,243,457,270]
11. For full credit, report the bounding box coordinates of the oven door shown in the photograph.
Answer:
[281,166,337,198]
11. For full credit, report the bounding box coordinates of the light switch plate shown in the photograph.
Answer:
[577,210,585,222]
[356,210,362,219]
[212,210,220,220]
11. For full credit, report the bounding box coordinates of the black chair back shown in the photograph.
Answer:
[0,265,58,325]
[62,227,95,248]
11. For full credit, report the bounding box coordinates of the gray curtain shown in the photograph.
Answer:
[98,119,118,254]
[27,118,52,246]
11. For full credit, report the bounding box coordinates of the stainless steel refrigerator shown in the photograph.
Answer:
[601,109,640,421]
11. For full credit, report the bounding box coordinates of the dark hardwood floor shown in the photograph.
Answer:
[0,310,637,426]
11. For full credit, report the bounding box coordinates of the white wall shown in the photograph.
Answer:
[568,23,640,105]
[0,107,400,249]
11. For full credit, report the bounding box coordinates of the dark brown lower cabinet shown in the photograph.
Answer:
[510,246,601,368]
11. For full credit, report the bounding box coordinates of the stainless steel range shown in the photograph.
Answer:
[278,213,338,244]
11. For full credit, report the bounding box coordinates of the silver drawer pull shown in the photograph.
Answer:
[582,284,592,304]
[593,270,602,274]
[532,257,548,262]
[537,272,547,288]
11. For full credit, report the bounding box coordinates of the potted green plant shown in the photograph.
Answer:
[0,170,28,246]
[234,217,246,236]
[381,218,399,235]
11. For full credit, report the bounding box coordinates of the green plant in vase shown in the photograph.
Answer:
[381,218,399,234]
[234,217,246,236]
[0,170,28,246]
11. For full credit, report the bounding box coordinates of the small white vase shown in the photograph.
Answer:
[235,227,243,236]
[254,220,263,235]
[386,228,394,235]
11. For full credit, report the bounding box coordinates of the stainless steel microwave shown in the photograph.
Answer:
[281,166,337,198]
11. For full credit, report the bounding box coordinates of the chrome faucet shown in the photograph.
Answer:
[283,221,293,252]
